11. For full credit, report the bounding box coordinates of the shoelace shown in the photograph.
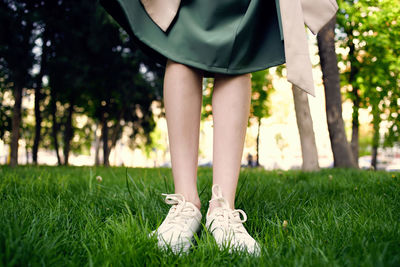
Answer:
[209,197,248,235]
[208,185,260,254]
[161,193,197,232]
[208,184,248,235]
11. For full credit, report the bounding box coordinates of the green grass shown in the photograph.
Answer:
[0,166,399,266]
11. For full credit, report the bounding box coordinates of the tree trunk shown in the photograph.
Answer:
[292,85,319,171]
[109,108,125,151]
[256,118,260,167]
[32,32,48,165]
[32,76,43,164]
[371,141,378,170]
[25,143,29,164]
[50,92,62,165]
[371,109,380,170]
[350,90,360,167]
[10,85,23,167]
[101,110,110,166]
[347,30,360,168]
[63,99,74,165]
[94,123,101,166]
[317,15,356,168]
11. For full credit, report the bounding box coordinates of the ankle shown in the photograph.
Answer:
[190,199,201,210]
[178,193,201,210]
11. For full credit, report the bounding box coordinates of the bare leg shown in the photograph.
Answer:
[209,73,252,213]
[163,59,203,209]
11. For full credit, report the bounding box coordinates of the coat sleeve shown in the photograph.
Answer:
[301,0,339,34]
[279,0,316,96]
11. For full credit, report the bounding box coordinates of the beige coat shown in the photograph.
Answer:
[140,0,339,97]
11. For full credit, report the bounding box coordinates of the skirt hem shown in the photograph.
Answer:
[102,0,286,76]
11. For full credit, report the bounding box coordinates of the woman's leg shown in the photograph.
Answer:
[209,73,252,212]
[163,59,203,209]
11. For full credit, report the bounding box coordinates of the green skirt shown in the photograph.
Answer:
[100,0,286,76]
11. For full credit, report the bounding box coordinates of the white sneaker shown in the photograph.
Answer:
[205,184,261,256]
[149,193,202,254]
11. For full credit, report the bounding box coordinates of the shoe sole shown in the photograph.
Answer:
[149,230,197,255]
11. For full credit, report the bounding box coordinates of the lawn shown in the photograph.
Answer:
[0,166,399,266]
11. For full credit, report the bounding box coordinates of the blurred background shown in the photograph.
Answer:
[0,0,399,171]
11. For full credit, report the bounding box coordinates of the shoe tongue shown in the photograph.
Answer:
[211,184,223,199]
[211,185,231,209]
[208,205,229,218]
[215,197,230,210]
[183,201,200,214]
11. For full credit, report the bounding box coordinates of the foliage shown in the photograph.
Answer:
[0,0,164,164]
[0,0,35,88]
[248,70,274,126]
[201,78,214,121]
[336,0,400,147]
[0,90,12,141]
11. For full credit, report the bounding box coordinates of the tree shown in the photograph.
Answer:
[317,15,357,168]
[336,0,400,169]
[0,0,35,166]
[30,0,51,164]
[292,85,319,171]
[273,61,319,171]
[0,74,12,150]
[82,4,163,166]
[0,0,164,167]
[249,70,274,167]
